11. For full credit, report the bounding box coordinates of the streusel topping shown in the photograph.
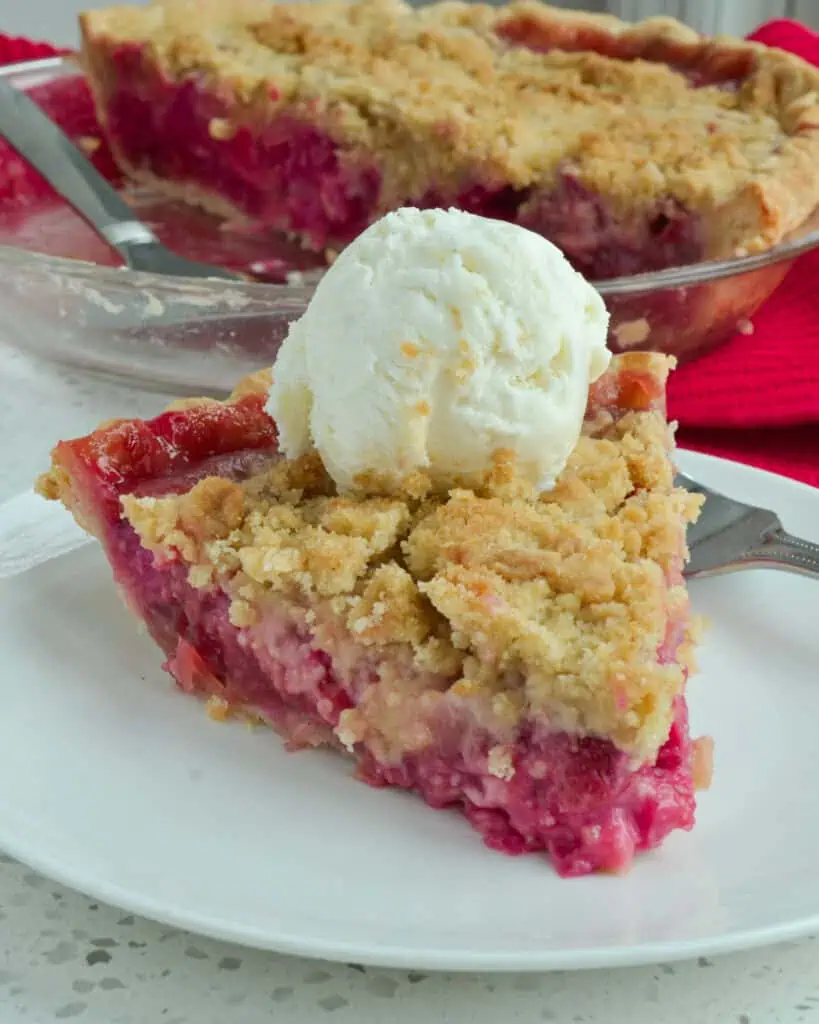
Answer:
[86,0,819,232]
[121,353,701,761]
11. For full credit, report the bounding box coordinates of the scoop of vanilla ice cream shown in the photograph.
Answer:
[267,207,611,493]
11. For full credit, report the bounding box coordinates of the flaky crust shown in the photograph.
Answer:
[80,0,819,258]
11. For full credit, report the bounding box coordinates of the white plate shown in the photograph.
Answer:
[0,449,817,972]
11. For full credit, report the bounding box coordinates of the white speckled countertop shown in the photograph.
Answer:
[1,343,817,1024]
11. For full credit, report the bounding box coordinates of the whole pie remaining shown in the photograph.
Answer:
[37,350,710,877]
[79,0,819,277]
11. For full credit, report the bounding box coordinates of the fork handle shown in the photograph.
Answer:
[0,79,157,245]
[739,528,819,579]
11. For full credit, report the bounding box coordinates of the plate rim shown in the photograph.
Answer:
[2,825,819,973]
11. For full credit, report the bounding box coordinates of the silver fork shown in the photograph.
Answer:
[676,472,819,580]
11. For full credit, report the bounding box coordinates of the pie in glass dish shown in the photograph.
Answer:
[79,0,819,277]
[36,348,710,877]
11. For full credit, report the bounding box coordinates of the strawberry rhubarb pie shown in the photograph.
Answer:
[79,0,819,277]
[37,209,709,876]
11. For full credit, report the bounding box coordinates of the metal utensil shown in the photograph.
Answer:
[676,471,819,580]
[0,78,240,281]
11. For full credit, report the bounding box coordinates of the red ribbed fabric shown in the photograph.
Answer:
[666,19,819,485]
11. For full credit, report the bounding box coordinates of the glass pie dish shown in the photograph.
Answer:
[1,56,819,398]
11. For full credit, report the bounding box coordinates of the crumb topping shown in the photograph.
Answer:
[120,352,701,760]
[84,0,819,241]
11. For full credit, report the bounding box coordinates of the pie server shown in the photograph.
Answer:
[0,77,241,281]
[0,78,314,365]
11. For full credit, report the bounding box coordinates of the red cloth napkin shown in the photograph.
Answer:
[2,26,819,486]
[0,34,65,64]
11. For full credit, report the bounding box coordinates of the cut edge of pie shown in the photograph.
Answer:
[78,0,819,274]
[36,351,711,877]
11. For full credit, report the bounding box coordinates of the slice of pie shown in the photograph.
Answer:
[79,0,819,277]
[37,351,709,877]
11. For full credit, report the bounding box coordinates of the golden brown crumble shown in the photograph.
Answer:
[82,0,819,255]
[347,563,438,646]
[205,694,267,727]
[205,694,232,721]
[118,353,701,761]
[487,744,516,781]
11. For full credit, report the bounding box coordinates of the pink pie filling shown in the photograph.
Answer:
[99,42,704,277]
[99,462,696,879]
